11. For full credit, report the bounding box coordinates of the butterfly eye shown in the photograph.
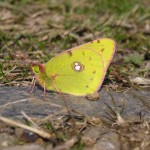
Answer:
[32,66,39,73]
[72,62,84,72]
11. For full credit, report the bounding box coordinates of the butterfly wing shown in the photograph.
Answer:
[78,38,116,69]
[45,49,105,96]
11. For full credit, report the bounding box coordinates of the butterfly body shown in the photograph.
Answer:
[32,38,116,96]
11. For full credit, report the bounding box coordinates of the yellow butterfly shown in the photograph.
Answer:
[32,38,116,96]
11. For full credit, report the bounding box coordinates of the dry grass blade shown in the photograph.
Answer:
[103,91,126,125]
[0,98,29,109]
[0,2,29,17]
[53,136,78,150]
[131,92,150,109]
[130,77,150,86]
[21,111,38,128]
[0,116,51,139]
[0,65,17,80]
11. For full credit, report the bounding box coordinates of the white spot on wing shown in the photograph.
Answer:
[72,62,84,72]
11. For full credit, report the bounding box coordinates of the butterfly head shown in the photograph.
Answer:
[32,64,45,74]
[32,63,47,87]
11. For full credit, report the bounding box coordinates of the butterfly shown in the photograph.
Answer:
[32,38,116,96]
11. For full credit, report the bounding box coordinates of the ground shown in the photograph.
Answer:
[0,0,150,150]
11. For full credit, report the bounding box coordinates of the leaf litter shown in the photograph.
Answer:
[0,0,150,149]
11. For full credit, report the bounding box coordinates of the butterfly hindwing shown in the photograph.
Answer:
[45,48,105,95]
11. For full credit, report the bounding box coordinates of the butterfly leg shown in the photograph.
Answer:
[27,76,36,93]
[43,81,46,98]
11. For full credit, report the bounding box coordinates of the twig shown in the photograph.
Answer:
[0,116,51,139]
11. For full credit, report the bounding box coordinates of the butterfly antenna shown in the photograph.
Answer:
[43,81,47,98]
